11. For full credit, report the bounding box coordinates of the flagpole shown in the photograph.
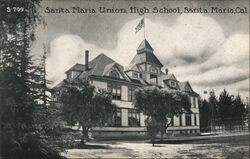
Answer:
[144,15,146,39]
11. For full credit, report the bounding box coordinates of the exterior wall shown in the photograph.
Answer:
[173,116,179,126]
[121,85,128,101]
[158,76,163,87]
[197,114,200,126]
[191,114,195,126]
[90,78,200,137]
[145,73,150,83]
[138,64,146,71]
[140,113,146,126]
[92,80,107,89]
[72,71,81,78]
[121,109,128,126]
[91,127,147,139]
[125,71,132,77]
[182,114,186,126]
[113,100,134,109]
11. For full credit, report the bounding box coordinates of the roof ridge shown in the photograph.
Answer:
[91,53,104,74]
[179,81,188,83]
[137,39,154,52]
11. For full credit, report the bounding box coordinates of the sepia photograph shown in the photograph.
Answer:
[0,0,249,158]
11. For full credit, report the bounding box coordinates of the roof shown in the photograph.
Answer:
[65,53,104,73]
[130,39,163,67]
[124,64,140,72]
[178,81,199,96]
[78,53,128,79]
[65,63,85,73]
[162,74,176,81]
[137,39,154,52]
[129,50,163,67]
[178,81,188,91]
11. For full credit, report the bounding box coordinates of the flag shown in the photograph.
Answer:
[135,17,144,34]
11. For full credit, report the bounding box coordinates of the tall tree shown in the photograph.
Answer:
[199,99,211,132]
[232,95,246,127]
[0,1,64,158]
[134,86,191,145]
[218,89,234,130]
[59,78,116,146]
[208,90,219,131]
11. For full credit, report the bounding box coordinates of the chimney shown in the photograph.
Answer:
[165,68,168,75]
[85,50,89,71]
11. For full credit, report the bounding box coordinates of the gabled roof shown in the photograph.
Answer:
[124,64,140,72]
[102,62,117,76]
[129,50,163,67]
[65,63,85,73]
[178,81,196,94]
[137,39,154,52]
[102,62,128,80]
[162,74,176,81]
[130,39,163,67]
[77,53,128,79]
[65,53,103,73]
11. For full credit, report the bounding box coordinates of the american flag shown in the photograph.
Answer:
[135,17,144,34]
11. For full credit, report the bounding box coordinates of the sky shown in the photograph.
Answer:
[31,0,249,100]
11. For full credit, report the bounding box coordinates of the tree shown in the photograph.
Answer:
[232,95,246,128]
[208,90,219,131]
[134,86,191,145]
[218,89,234,130]
[59,78,116,146]
[199,99,211,132]
[0,1,65,158]
[145,117,160,147]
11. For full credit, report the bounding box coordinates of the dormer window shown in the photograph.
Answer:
[132,72,139,79]
[150,66,158,74]
[66,71,74,79]
[170,81,176,87]
[110,70,119,78]
[66,73,71,79]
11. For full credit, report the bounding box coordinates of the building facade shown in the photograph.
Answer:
[54,39,200,138]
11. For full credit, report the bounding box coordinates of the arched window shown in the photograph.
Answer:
[109,70,119,78]
[150,66,158,74]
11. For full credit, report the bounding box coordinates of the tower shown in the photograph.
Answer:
[125,39,163,85]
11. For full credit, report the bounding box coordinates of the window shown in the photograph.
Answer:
[150,66,158,74]
[150,74,157,84]
[189,96,192,106]
[171,117,174,126]
[185,113,192,126]
[108,83,121,100]
[67,72,73,79]
[67,73,71,79]
[193,97,196,108]
[194,114,197,126]
[139,74,142,78]
[109,70,119,78]
[128,109,140,127]
[128,87,135,102]
[114,108,121,127]
[132,72,139,78]
[107,108,121,127]
[170,81,176,87]
[179,115,182,126]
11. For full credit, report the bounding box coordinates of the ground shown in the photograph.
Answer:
[63,132,249,158]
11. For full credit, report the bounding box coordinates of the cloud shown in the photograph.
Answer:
[46,13,249,99]
[46,35,106,82]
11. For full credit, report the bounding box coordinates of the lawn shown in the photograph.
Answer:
[62,133,249,158]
